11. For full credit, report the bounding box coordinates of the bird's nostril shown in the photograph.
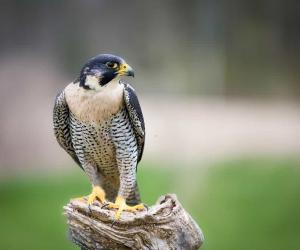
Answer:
[123,65,126,69]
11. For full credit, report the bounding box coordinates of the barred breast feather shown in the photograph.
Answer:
[53,79,145,204]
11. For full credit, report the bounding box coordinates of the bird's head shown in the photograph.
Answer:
[76,54,134,90]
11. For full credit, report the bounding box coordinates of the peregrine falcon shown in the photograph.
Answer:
[53,54,145,219]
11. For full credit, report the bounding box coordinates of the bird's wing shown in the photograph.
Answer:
[122,82,145,163]
[53,90,83,169]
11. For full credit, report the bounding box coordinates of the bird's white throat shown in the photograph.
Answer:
[64,78,124,123]
[85,75,104,91]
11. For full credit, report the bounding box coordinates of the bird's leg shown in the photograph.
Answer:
[107,175,145,219]
[107,196,145,220]
[109,144,145,219]
[79,163,107,205]
[87,185,106,205]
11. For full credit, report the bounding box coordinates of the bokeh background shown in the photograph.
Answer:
[1,1,300,249]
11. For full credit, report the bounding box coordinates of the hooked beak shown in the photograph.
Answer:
[117,62,135,77]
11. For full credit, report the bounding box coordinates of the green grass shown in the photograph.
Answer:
[191,158,300,250]
[0,157,299,250]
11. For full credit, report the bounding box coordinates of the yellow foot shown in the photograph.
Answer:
[72,196,86,202]
[107,196,145,220]
[87,186,106,205]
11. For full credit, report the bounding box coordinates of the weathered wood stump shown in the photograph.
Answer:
[64,194,204,250]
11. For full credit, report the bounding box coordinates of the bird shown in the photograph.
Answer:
[53,54,145,219]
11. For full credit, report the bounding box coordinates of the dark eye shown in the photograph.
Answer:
[106,62,118,69]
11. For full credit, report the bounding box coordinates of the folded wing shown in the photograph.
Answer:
[53,91,82,169]
[123,82,145,164]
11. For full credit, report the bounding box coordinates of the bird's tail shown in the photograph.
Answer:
[126,182,141,206]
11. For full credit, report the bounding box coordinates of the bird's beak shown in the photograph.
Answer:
[117,63,135,77]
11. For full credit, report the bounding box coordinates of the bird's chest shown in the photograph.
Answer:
[69,109,131,176]
[64,81,124,123]
[70,115,115,160]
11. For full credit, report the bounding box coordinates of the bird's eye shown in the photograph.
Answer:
[106,62,118,69]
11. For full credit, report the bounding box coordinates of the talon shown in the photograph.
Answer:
[111,219,116,228]
[101,203,110,209]
[107,196,145,220]
[87,185,106,205]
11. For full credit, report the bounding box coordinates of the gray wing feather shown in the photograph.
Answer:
[53,91,82,169]
[122,82,145,163]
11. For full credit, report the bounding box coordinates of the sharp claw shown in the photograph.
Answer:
[101,203,110,209]
[111,219,116,227]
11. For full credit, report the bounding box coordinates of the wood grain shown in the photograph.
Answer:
[64,194,204,250]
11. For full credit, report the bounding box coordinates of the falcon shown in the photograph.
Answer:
[53,54,145,219]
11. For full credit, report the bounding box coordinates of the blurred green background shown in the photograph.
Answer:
[0,1,300,250]
[1,158,300,250]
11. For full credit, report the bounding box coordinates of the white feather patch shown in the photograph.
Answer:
[64,79,124,123]
[85,75,103,91]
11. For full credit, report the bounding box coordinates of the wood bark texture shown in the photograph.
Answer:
[64,194,204,250]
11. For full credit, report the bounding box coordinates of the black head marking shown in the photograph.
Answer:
[75,54,127,89]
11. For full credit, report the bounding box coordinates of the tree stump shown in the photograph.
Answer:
[64,194,204,250]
